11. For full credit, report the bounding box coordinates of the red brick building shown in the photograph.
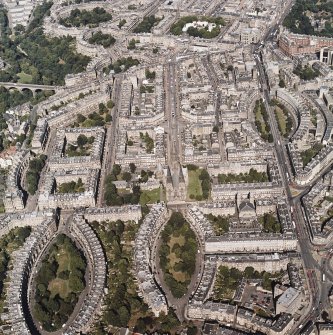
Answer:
[279,31,333,56]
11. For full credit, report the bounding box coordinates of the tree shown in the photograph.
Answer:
[99,102,107,113]
[118,305,130,326]
[129,163,136,173]
[112,164,121,176]
[244,266,255,278]
[69,275,85,292]
[107,99,114,109]
[77,114,86,123]
[77,134,88,147]
[279,78,286,88]
[145,68,156,80]
[122,172,132,182]
[118,19,126,29]
[105,114,112,122]
[187,326,198,335]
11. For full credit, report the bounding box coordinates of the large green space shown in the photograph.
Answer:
[88,219,182,335]
[254,99,273,142]
[0,2,90,152]
[170,16,225,38]
[159,212,198,298]
[218,168,269,184]
[187,165,211,200]
[134,15,161,33]
[33,234,87,332]
[59,7,112,27]
[284,0,333,36]
[0,2,90,85]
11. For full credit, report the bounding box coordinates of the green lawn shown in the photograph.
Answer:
[49,278,70,299]
[187,169,202,199]
[275,106,287,135]
[17,72,33,84]
[300,143,324,167]
[255,106,268,137]
[140,187,161,205]
[167,235,186,282]
[48,246,72,299]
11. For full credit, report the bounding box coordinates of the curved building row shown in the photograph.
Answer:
[66,214,107,334]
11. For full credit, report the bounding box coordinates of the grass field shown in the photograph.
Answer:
[140,187,161,205]
[255,105,268,137]
[167,235,186,282]
[187,169,202,199]
[275,106,287,135]
[49,278,70,299]
[17,72,33,84]
[48,246,71,299]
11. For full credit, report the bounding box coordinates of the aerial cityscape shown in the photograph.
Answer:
[1,0,333,334]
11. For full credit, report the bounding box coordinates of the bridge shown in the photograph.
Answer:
[0,82,61,93]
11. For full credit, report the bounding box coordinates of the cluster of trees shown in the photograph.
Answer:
[283,0,333,36]
[145,68,156,80]
[273,102,293,138]
[259,213,281,233]
[57,177,85,194]
[0,3,90,85]
[300,142,324,167]
[89,219,182,333]
[66,134,94,157]
[89,220,133,328]
[214,266,281,301]
[138,168,154,182]
[218,168,269,184]
[159,212,198,298]
[88,31,116,48]
[186,25,220,39]
[33,234,87,331]
[140,132,154,153]
[128,38,137,50]
[105,57,140,74]
[133,15,162,33]
[118,19,127,29]
[59,7,112,27]
[170,15,225,38]
[26,154,47,195]
[293,65,320,81]
[198,168,210,199]
[140,85,154,94]
[75,108,111,127]
[104,165,141,206]
[254,99,273,142]
[205,213,229,235]
[0,226,31,313]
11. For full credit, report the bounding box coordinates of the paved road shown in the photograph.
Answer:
[252,1,333,332]
[97,76,122,206]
